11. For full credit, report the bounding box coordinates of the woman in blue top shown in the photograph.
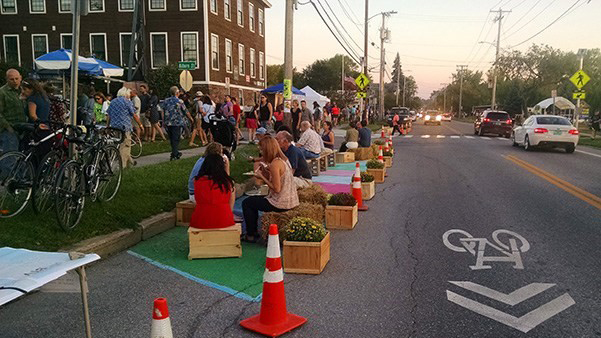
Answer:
[21,80,50,127]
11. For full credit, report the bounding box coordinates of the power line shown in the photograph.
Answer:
[503,0,557,39]
[314,0,361,58]
[463,10,493,65]
[337,0,362,29]
[502,0,543,36]
[319,0,364,54]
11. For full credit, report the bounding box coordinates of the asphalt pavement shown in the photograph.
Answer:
[2,120,600,337]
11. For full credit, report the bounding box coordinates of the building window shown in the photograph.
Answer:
[181,32,198,67]
[210,0,217,14]
[119,0,134,11]
[258,9,264,36]
[149,0,165,10]
[238,89,244,105]
[90,33,107,60]
[150,33,168,68]
[259,51,264,80]
[249,48,256,78]
[223,0,231,21]
[210,34,219,70]
[89,0,104,12]
[31,34,48,59]
[236,0,243,26]
[180,0,196,10]
[225,39,232,73]
[30,0,45,13]
[248,3,255,32]
[60,33,72,49]
[238,43,245,76]
[58,0,71,12]
[3,35,20,65]
[1,0,17,14]
[119,33,132,67]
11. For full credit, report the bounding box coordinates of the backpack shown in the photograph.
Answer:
[209,114,235,147]
[314,107,322,121]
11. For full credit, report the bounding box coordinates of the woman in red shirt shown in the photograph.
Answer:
[331,103,340,126]
[190,154,236,229]
[232,97,244,141]
[273,104,285,131]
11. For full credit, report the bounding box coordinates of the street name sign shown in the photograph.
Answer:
[355,73,370,90]
[178,61,196,70]
[570,70,590,89]
[573,91,586,100]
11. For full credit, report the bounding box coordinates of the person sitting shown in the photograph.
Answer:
[296,121,321,159]
[256,127,269,142]
[321,121,335,150]
[189,154,236,229]
[339,121,359,152]
[358,120,372,147]
[276,131,312,189]
[242,136,299,242]
[188,143,229,202]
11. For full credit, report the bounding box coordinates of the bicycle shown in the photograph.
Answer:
[53,126,124,230]
[130,131,143,159]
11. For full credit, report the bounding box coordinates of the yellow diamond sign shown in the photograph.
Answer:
[570,70,590,89]
[356,91,367,99]
[355,73,370,90]
[573,91,586,100]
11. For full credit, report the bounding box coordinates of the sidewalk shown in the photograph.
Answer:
[137,144,206,168]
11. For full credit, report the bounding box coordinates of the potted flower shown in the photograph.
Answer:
[366,159,386,183]
[326,193,358,230]
[283,217,330,274]
[349,172,375,200]
[382,150,393,168]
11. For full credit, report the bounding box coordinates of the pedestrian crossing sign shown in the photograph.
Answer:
[573,91,586,100]
[355,73,370,90]
[356,91,367,99]
[570,70,590,89]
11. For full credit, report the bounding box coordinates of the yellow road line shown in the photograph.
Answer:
[504,155,601,210]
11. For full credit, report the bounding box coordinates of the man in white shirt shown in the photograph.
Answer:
[130,89,142,139]
[297,121,322,159]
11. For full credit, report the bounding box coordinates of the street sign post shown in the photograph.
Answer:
[355,73,370,90]
[178,61,196,70]
[570,70,590,89]
[573,91,586,100]
[179,70,193,92]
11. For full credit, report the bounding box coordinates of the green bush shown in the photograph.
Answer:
[360,172,375,182]
[328,193,357,206]
[383,150,393,157]
[366,159,385,169]
[286,217,326,242]
[146,63,180,98]
[373,139,386,145]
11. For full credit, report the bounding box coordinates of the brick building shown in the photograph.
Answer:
[0,0,270,103]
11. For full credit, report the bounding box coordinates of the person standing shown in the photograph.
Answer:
[106,87,143,168]
[21,80,51,158]
[232,97,244,141]
[591,111,600,139]
[313,102,322,133]
[331,102,340,126]
[139,84,152,141]
[162,86,187,160]
[258,95,273,130]
[245,100,259,144]
[93,92,107,124]
[130,89,142,140]
[291,99,302,141]
[391,112,402,135]
[201,95,215,143]
[220,95,235,125]
[148,89,166,142]
[300,100,314,126]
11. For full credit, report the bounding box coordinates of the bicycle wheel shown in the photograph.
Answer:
[32,150,65,214]
[54,160,85,230]
[97,145,122,202]
[0,152,34,218]
[131,133,142,159]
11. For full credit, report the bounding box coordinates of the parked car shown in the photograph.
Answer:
[442,113,452,122]
[424,110,442,126]
[409,111,417,121]
[512,115,579,153]
[474,110,512,137]
[388,107,412,128]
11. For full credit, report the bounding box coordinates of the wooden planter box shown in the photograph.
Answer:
[367,168,386,183]
[336,152,355,163]
[383,156,393,168]
[326,204,358,230]
[349,180,375,200]
[176,200,195,226]
[283,232,330,274]
[188,224,242,259]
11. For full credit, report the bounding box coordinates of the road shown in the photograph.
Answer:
[2,120,600,337]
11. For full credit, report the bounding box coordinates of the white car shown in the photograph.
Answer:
[512,115,579,153]
[441,113,452,122]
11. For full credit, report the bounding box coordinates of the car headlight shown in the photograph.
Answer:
[425,115,431,120]
[436,115,442,121]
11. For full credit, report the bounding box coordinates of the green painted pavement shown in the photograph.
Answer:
[130,227,266,299]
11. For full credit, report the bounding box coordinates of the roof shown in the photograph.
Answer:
[534,97,575,111]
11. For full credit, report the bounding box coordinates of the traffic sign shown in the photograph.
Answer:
[356,91,367,99]
[570,70,590,89]
[283,79,292,99]
[179,70,193,92]
[178,61,196,70]
[573,91,586,100]
[355,73,370,90]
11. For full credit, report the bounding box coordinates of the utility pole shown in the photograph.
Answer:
[440,83,447,113]
[490,8,511,110]
[361,0,368,120]
[379,14,388,119]
[457,65,468,117]
[395,68,400,106]
[341,55,344,94]
[283,0,294,115]
[402,70,411,107]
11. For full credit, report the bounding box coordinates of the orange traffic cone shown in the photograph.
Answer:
[381,128,386,139]
[151,298,173,338]
[378,146,384,163]
[384,141,390,153]
[352,162,368,211]
[240,225,307,337]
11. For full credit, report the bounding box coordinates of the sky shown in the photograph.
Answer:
[265,0,601,98]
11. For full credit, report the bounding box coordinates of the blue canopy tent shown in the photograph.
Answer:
[34,49,102,74]
[261,83,305,95]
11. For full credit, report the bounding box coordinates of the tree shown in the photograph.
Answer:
[266,64,304,87]
[146,63,180,98]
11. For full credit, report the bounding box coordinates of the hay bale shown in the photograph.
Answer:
[297,184,328,207]
[260,203,325,242]
[349,147,374,160]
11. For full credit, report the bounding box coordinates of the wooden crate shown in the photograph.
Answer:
[349,147,373,161]
[308,158,321,176]
[176,200,195,226]
[336,152,355,163]
[350,181,375,200]
[318,155,328,172]
[326,205,358,230]
[367,168,386,183]
[188,224,242,259]
[327,151,337,167]
[283,232,330,274]
[383,156,393,168]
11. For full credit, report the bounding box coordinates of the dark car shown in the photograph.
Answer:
[474,110,512,137]
[387,107,412,128]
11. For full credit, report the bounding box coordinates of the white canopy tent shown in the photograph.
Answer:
[533,97,575,120]
[301,86,330,109]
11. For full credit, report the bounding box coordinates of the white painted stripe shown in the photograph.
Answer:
[576,149,601,159]
[464,136,475,139]
[497,137,510,141]
[263,268,284,283]
[451,135,460,139]
[449,281,555,306]
[436,135,446,138]
[403,135,414,138]
[421,135,431,138]
[266,234,280,258]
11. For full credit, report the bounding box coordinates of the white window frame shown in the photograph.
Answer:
[1,0,18,14]
[150,32,169,69]
[249,47,255,78]
[258,8,264,37]
[180,31,199,69]
[118,0,135,12]
[210,33,219,71]
[259,51,264,80]
[248,3,255,32]
[31,34,48,60]
[58,0,71,13]
[236,0,243,27]
[238,43,245,76]
[148,0,166,11]
[29,0,46,14]
[89,33,108,60]
[225,38,233,73]
[210,0,217,14]
[180,0,197,11]
[88,0,105,13]
[2,34,20,66]
[60,33,72,49]
[223,0,231,21]
[119,32,133,67]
